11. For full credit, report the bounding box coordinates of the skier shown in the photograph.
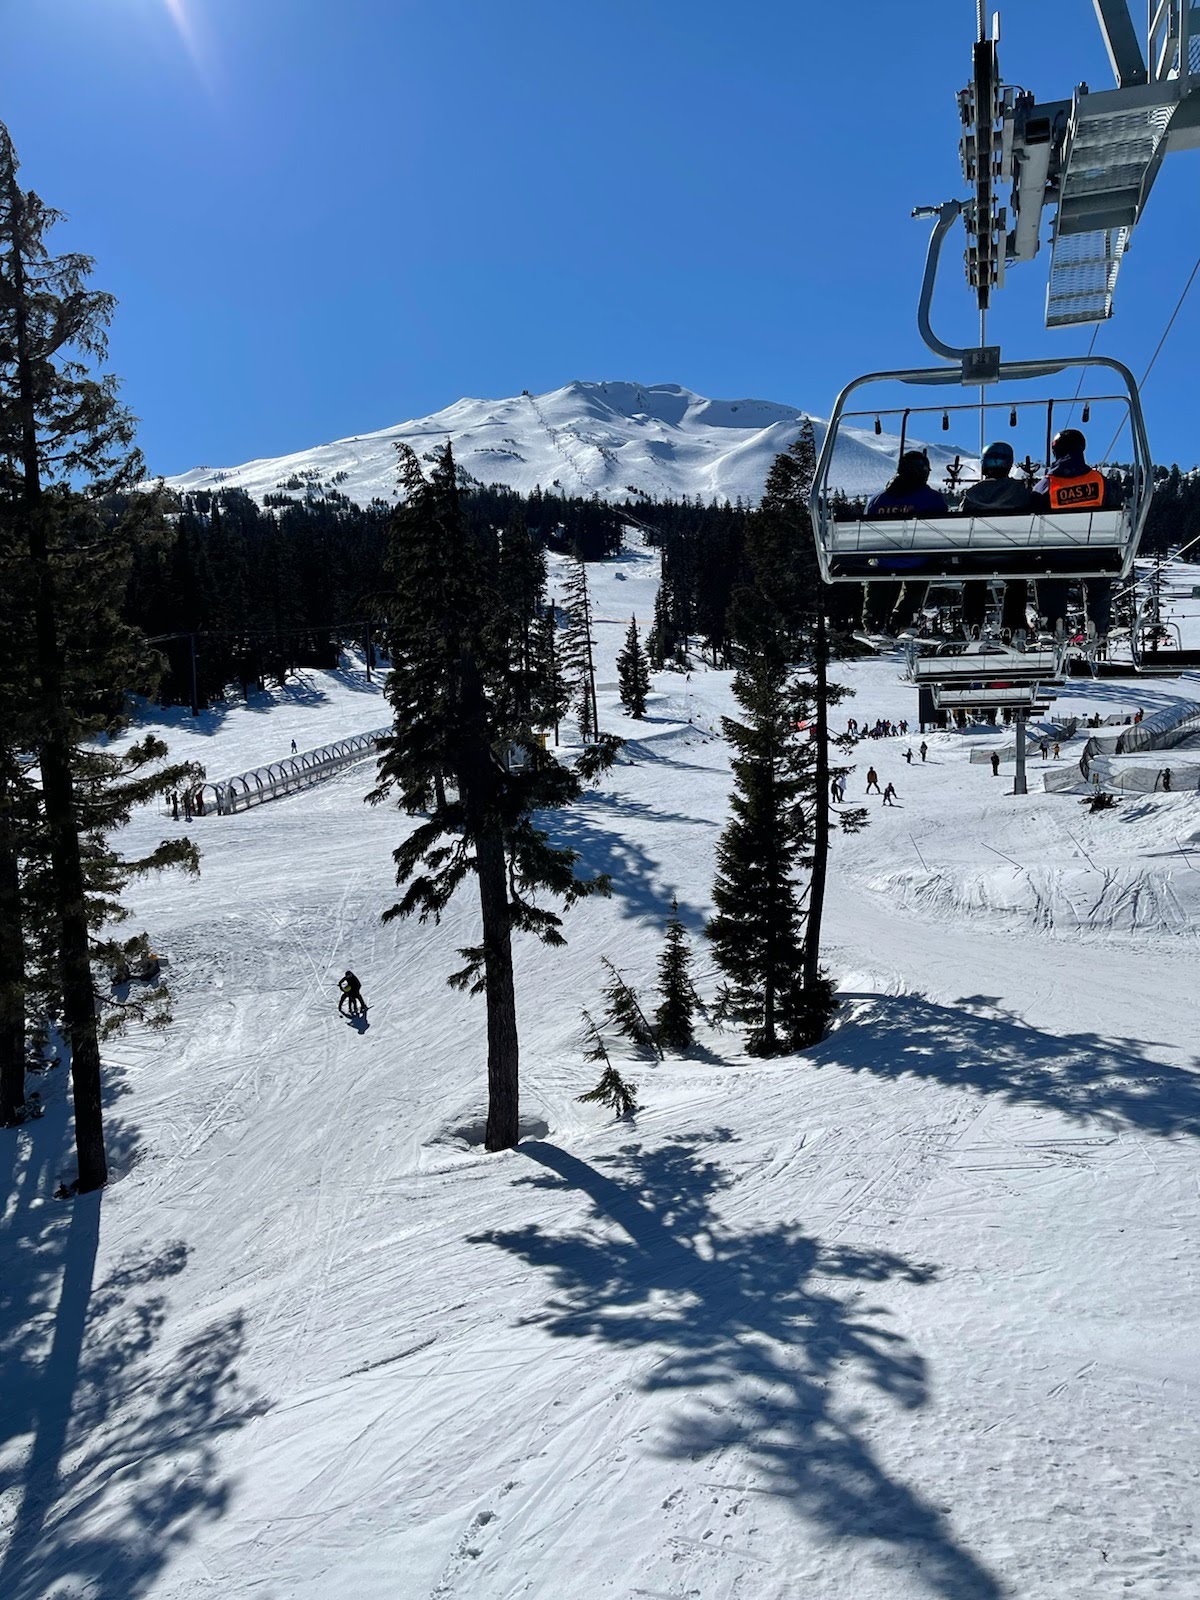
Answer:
[866,766,881,794]
[904,747,914,764]
[291,738,298,753]
[338,970,367,1017]
[882,782,897,806]
[1162,768,1173,792]
[1053,743,1061,760]
[1040,740,1049,760]
[990,751,1000,776]
[919,741,928,763]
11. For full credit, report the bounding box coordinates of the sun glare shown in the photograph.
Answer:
[160,0,214,90]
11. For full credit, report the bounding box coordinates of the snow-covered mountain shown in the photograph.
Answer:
[160,380,966,508]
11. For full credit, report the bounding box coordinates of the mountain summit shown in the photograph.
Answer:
[161,380,958,507]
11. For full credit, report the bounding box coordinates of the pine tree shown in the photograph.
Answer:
[0,123,196,1183]
[532,602,569,746]
[616,615,651,718]
[706,640,830,1055]
[599,956,661,1058]
[578,1007,639,1115]
[655,896,698,1050]
[735,420,822,657]
[372,443,616,1152]
[495,510,547,728]
[578,1066,639,1118]
[561,556,599,741]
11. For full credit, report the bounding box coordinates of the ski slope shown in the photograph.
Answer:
[158,380,966,510]
[3,542,1200,1600]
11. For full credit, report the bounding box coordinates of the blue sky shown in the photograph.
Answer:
[2,0,1197,474]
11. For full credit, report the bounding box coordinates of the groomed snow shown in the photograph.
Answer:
[3,541,1199,1600]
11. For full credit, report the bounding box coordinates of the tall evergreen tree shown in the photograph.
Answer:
[561,556,599,742]
[494,510,547,728]
[532,602,569,745]
[615,616,651,718]
[0,123,195,1184]
[706,647,811,1054]
[654,896,698,1051]
[705,623,863,1054]
[372,443,615,1151]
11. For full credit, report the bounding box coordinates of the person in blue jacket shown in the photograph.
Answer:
[866,450,950,520]
[862,452,949,633]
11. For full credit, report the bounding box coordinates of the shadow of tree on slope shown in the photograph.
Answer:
[473,1136,1004,1599]
[821,991,1199,1140]
[0,1094,264,1598]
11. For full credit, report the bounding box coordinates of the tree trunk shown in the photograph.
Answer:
[7,168,107,1189]
[455,650,520,1152]
[583,588,599,739]
[803,605,831,998]
[0,765,25,1126]
[476,817,519,1151]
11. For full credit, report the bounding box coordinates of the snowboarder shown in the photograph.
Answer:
[866,767,880,794]
[882,782,897,806]
[919,741,928,763]
[338,970,367,1017]
[291,738,298,753]
[904,747,914,764]
[990,751,1000,776]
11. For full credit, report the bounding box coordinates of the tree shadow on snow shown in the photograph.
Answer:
[545,800,704,924]
[0,1066,263,1598]
[822,991,1198,1140]
[472,1135,1005,1599]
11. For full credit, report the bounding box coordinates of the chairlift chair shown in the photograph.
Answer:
[911,641,1065,687]
[810,356,1153,588]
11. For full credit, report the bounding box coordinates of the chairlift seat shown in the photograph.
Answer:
[825,508,1132,583]
[913,646,1063,686]
[931,684,1057,710]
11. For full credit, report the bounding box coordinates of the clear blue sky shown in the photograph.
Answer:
[2,0,1197,474]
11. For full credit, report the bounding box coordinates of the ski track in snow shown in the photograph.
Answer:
[3,547,1200,1599]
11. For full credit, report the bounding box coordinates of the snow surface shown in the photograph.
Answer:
[3,541,1200,1599]
[157,380,965,510]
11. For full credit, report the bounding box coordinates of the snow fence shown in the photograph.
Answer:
[171,727,390,817]
[1043,702,1200,793]
[967,717,1080,763]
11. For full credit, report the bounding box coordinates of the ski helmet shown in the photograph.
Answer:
[1051,428,1086,460]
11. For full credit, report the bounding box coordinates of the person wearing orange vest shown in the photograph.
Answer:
[1033,430,1120,639]
[1033,429,1112,514]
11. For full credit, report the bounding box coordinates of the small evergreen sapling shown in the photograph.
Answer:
[655,896,699,1050]
[577,1011,639,1116]
[600,956,662,1058]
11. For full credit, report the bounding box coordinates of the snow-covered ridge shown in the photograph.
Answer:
[157,379,962,509]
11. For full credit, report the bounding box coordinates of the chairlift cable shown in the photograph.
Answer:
[1135,251,1200,392]
[1101,249,1200,461]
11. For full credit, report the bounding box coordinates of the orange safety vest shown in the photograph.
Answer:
[1047,469,1106,510]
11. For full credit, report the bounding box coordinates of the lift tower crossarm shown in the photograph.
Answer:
[1092,0,1148,86]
